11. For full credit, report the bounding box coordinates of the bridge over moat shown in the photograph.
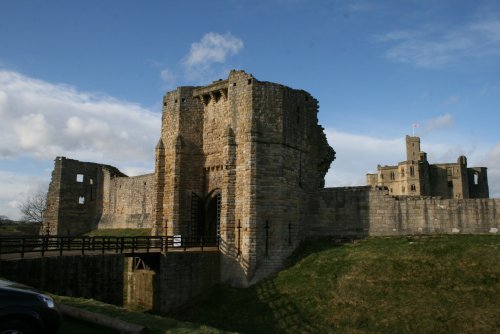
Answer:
[0,235,221,313]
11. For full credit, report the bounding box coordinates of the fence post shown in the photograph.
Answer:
[21,238,25,259]
[41,236,46,257]
[59,237,63,256]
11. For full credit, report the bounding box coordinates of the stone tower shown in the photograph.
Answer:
[152,70,335,284]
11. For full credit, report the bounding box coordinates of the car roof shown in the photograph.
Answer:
[0,278,41,295]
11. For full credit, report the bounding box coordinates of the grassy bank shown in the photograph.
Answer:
[54,295,231,334]
[177,235,499,333]
[53,235,499,333]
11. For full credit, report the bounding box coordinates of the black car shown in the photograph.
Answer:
[0,279,60,334]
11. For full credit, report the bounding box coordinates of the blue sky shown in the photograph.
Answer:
[1,0,499,219]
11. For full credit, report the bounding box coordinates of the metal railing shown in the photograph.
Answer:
[0,235,218,259]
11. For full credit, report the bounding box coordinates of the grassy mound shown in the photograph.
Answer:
[177,235,499,333]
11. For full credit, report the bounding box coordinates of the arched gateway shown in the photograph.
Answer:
[190,191,221,244]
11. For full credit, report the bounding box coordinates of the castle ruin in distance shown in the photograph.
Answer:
[42,70,499,286]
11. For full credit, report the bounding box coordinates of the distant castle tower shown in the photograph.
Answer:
[367,136,489,199]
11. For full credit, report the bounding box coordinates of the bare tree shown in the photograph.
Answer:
[0,215,13,224]
[18,190,47,224]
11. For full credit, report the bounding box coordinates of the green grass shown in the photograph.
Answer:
[83,228,152,237]
[54,296,232,334]
[176,235,500,334]
[52,235,499,333]
[0,223,40,236]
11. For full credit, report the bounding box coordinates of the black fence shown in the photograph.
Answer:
[0,235,218,259]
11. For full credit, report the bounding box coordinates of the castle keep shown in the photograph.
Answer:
[43,70,499,285]
[366,136,489,199]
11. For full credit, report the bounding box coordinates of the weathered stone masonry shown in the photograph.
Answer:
[43,70,498,286]
[43,157,154,235]
[311,187,499,237]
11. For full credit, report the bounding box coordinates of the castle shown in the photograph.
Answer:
[366,136,489,199]
[42,71,499,286]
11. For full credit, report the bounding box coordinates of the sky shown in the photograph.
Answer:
[1,0,499,219]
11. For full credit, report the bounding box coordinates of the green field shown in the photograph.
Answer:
[56,235,499,333]
[82,228,152,237]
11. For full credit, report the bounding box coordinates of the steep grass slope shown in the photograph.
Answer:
[177,235,499,334]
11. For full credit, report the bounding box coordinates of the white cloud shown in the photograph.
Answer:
[324,129,405,187]
[444,95,459,106]
[160,67,176,87]
[481,143,500,198]
[0,70,161,218]
[377,15,500,68]
[0,70,160,166]
[0,170,48,220]
[182,32,244,83]
[424,113,453,132]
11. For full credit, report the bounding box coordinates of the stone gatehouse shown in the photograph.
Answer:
[43,70,335,285]
[42,70,499,286]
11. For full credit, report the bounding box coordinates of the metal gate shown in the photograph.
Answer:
[190,192,204,237]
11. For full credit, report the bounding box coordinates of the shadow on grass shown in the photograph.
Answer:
[175,239,348,334]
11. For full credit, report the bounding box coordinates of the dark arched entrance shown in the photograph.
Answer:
[205,193,221,241]
[190,191,221,244]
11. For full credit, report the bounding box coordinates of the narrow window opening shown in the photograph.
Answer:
[181,98,186,103]
[232,82,237,86]
[402,186,405,193]
[76,174,84,182]
[78,196,85,205]
[213,91,222,102]
[401,168,405,177]
[247,79,252,85]
[89,178,93,185]
[448,181,453,188]
[410,166,415,177]
[202,94,210,105]
[390,188,393,193]
[411,184,416,191]
[174,99,178,103]
[163,102,167,106]
[474,173,479,185]
[447,168,453,176]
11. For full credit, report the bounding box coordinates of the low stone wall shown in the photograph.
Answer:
[0,254,124,305]
[311,186,500,237]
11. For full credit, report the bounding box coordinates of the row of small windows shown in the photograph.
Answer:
[390,184,417,194]
[76,174,93,185]
[382,166,417,180]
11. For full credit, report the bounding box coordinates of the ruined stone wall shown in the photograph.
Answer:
[311,187,500,237]
[99,173,155,229]
[43,157,154,235]
[43,157,125,236]
[468,167,489,198]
